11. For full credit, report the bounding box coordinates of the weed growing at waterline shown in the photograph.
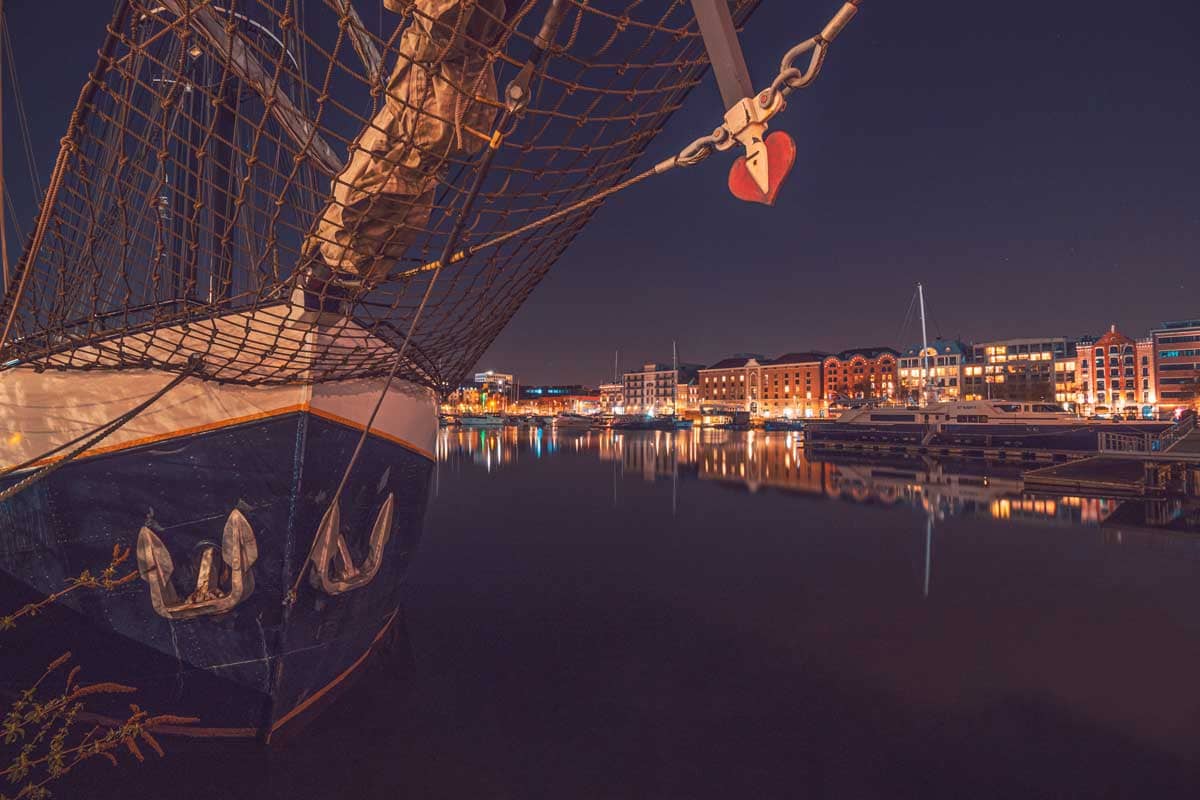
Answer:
[1,545,196,798]
[0,545,137,633]
[1,652,197,799]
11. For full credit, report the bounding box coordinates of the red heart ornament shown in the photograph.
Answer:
[727,130,797,206]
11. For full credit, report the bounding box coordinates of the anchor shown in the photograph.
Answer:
[136,509,258,620]
[308,493,394,595]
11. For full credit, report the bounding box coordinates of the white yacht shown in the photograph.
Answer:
[837,400,1082,428]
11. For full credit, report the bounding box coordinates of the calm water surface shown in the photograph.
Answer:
[74,428,1200,798]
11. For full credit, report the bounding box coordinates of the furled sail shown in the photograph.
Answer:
[0,0,760,388]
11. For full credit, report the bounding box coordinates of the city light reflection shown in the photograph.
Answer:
[434,426,1188,530]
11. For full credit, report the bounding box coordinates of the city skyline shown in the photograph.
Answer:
[477,315,1194,389]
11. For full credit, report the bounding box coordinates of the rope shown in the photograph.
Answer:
[392,155,679,280]
[1,0,861,389]
[284,8,567,602]
[1,19,41,197]
[0,1,130,355]
[0,0,776,386]
[282,0,861,598]
[0,361,200,503]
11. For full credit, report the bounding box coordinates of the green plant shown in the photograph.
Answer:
[1,652,196,799]
[0,546,137,633]
[1,544,195,798]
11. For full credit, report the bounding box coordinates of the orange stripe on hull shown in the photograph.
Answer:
[267,607,401,741]
[306,406,435,461]
[2,404,433,473]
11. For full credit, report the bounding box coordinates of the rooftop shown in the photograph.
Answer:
[902,339,968,357]
[771,351,828,365]
[703,356,768,370]
[829,346,900,361]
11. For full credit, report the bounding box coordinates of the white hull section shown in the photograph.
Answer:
[0,308,439,472]
[0,368,437,472]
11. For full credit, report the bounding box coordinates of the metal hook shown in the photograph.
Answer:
[309,493,394,595]
[137,508,258,620]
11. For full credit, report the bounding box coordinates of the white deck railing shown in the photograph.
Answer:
[1097,414,1196,455]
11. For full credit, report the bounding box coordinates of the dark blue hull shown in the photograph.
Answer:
[0,411,432,739]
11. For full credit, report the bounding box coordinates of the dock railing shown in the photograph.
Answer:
[1097,431,1151,454]
[1097,414,1196,456]
[1156,413,1196,452]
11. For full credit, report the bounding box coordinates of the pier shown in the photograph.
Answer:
[1024,415,1200,496]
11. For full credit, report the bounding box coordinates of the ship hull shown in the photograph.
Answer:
[0,368,436,740]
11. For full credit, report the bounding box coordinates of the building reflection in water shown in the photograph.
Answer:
[436,425,1200,604]
[436,427,1199,535]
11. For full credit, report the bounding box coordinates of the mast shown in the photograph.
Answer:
[0,0,7,291]
[672,340,678,415]
[918,282,930,406]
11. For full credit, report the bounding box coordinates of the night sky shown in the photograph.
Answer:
[4,0,1199,385]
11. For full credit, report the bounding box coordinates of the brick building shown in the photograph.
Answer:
[822,348,899,404]
[1076,326,1138,413]
[698,355,768,413]
[758,352,826,418]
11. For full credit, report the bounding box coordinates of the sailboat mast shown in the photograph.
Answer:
[672,340,678,415]
[918,282,930,406]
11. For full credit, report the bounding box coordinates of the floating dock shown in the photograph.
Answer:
[1025,425,1200,497]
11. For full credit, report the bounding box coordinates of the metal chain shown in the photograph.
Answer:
[759,0,859,110]
[391,1,863,283]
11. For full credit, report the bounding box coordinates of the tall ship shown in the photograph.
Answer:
[0,0,863,739]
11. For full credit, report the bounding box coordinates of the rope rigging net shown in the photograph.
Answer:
[0,0,770,389]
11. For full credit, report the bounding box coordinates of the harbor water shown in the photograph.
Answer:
[57,427,1200,798]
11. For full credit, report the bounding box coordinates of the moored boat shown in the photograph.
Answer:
[459,414,506,428]
[552,412,595,429]
[808,399,1167,453]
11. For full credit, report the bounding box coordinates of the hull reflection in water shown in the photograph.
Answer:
[436,426,1200,534]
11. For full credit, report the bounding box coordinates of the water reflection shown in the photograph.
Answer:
[437,426,1200,534]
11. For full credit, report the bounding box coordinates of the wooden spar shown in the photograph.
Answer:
[156,0,344,176]
[689,0,754,111]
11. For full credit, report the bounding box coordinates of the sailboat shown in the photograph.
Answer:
[0,0,863,739]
